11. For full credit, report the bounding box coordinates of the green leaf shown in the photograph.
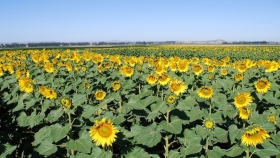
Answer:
[176,96,196,111]
[68,130,92,153]
[212,127,228,143]
[208,146,224,158]
[50,123,71,142]
[72,93,87,106]
[46,108,64,123]
[228,125,242,144]
[33,126,52,146]
[168,150,181,158]
[225,146,244,157]
[159,116,182,134]
[13,93,29,112]
[124,147,151,158]
[81,105,98,118]
[34,137,57,156]
[178,129,201,146]
[180,144,202,156]
[134,123,162,147]
[0,143,17,158]
[188,106,206,123]
[90,147,112,158]
[254,141,280,158]
[122,125,142,138]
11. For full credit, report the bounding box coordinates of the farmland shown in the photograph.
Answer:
[0,46,280,157]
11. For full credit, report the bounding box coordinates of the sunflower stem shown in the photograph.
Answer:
[164,110,170,158]
[245,147,250,158]
[67,113,74,155]
[161,86,164,100]
[138,84,141,94]
[205,137,209,155]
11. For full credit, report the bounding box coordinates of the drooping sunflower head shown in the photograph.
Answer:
[89,118,119,147]
[146,74,157,86]
[158,73,170,86]
[61,98,71,109]
[169,79,187,96]
[255,79,271,93]
[166,95,177,104]
[112,81,121,91]
[241,125,270,147]
[197,86,214,99]
[268,114,277,124]
[234,73,244,82]
[234,92,253,108]
[238,107,251,120]
[95,90,106,101]
[203,118,215,130]
[192,64,203,75]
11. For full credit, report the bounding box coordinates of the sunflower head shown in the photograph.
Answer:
[169,79,187,96]
[234,73,244,82]
[146,74,157,86]
[255,79,271,93]
[197,86,214,99]
[234,92,253,108]
[166,95,177,104]
[241,125,270,147]
[95,90,106,101]
[112,81,121,91]
[268,114,277,124]
[237,63,247,72]
[155,64,166,75]
[208,65,215,73]
[203,118,215,130]
[192,64,203,75]
[238,107,251,120]
[221,69,228,76]
[61,98,71,109]
[89,118,119,147]
[158,73,170,86]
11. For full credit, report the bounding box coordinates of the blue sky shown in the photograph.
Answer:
[0,0,279,43]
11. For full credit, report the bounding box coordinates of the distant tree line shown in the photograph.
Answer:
[222,41,269,44]
[0,42,91,48]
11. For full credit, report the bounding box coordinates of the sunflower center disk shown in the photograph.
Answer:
[237,97,246,104]
[257,81,266,89]
[98,124,112,138]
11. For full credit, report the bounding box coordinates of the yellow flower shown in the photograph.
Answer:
[166,95,176,104]
[95,90,106,101]
[203,119,215,130]
[221,69,227,76]
[84,82,91,89]
[120,65,134,77]
[61,98,71,109]
[234,92,253,108]
[89,118,119,147]
[112,81,121,91]
[169,79,187,96]
[268,114,277,124]
[65,62,73,72]
[155,64,166,75]
[234,73,243,82]
[197,86,214,99]
[18,77,34,93]
[241,126,270,147]
[238,107,251,120]
[158,73,170,86]
[208,65,215,73]
[146,74,157,86]
[39,86,57,99]
[237,63,247,73]
[192,64,203,75]
[44,62,55,73]
[255,79,271,93]
[177,59,189,73]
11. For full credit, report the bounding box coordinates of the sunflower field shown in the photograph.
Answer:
[0,46,280,158]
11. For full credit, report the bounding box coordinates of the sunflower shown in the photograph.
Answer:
[192,64,203,75]
[234,92,253,108]
[95,90,106,101]
[61,98,71,109]
[169,61,177,72]
[166,95,177,104]
[237,63,247,73]
[207,65,215,73]
[254,79,271,93]
[158,73,170,86]
[146,74,157,86]
[197,86,214,99]
[169,79,187,96]
[221,69,227,76]
[234,73,243,82]
[44,62,55,73]
[89,118,119,147]
[18,77,34,93]
[120,65,134,77]
[112,81,121,91]
[177,60,189,73]
[203,118,215,130]
[268,114,277,124]
[155,64,166,75]
[84,82,91,89]
[238,107,251,120]
[241,125,270,147]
